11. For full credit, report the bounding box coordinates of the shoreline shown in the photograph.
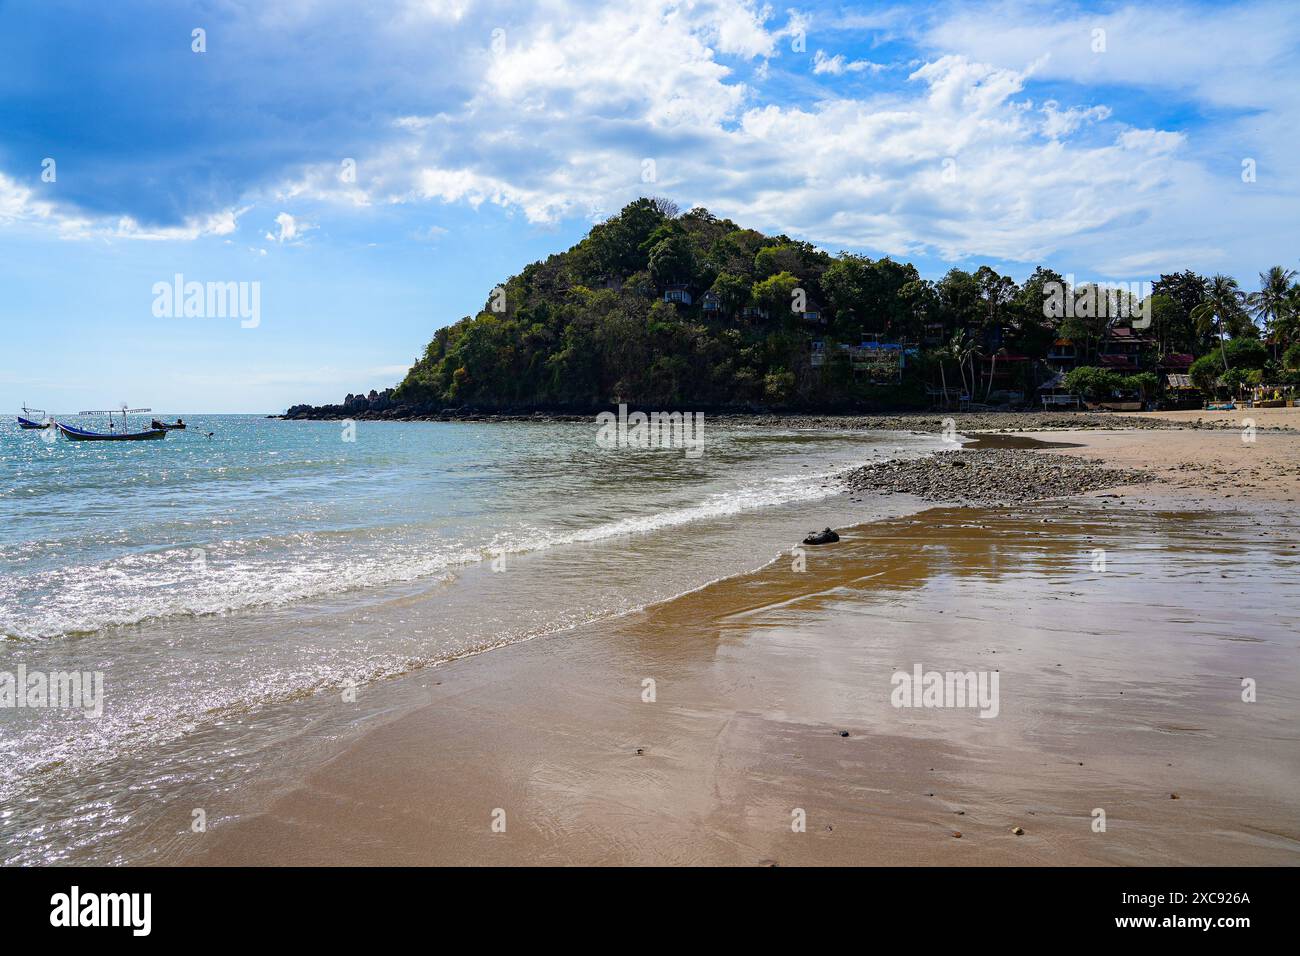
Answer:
[181,421,1300,866]
[275,407,1297,432]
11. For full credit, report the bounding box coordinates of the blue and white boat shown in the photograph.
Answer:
[16,404,51,429]
[56,406,167,441]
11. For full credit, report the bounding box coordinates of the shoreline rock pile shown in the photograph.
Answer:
[843,449,1154,505]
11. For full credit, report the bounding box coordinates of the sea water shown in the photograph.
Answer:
[0,415,945,862]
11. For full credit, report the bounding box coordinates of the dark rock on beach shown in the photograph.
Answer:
[803,528,840,545]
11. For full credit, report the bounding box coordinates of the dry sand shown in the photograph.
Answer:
[188,426,1300,867]
[1128,405,1300,430]
[1034,422,1300,505]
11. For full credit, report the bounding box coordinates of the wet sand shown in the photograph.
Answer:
[189,477,1300,865]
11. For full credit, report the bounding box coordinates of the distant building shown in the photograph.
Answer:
[798,298,825,325]
[700,290,721,313]
[662,284,692,306]
[1037,370,1081,409]
[978,351,1031,397]
[1047,337,1078,371]
[1157,352,1194,373]
[741,304,769,321]
[1100,325,1156,370]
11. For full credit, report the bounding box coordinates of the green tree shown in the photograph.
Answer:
[647,232,696,286]
[1191,275,1250,370]
[709,272,751,317]
[1247,265,1297,356]
[1064,366,1123,402]
[752,271,800,316]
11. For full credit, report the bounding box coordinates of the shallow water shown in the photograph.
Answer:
[0,415,946,863]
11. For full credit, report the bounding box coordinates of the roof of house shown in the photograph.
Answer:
[1157,352,1194,369]
[1099,354,1138,369]
[1105,326,1156,343]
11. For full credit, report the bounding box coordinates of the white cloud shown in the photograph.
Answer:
[1,171,247,241]
[1040,101,1110,139]
[812,50,887,76]
[265,211,314,244]
[0,172,55,224]
[7,0,1294,277]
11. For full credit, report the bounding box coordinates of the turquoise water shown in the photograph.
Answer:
[0,414,945,862]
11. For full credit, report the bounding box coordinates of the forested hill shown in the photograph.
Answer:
[287,197,1287,417]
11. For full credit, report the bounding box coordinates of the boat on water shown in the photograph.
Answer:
[16,404,52,429]
[57,422,167,441]
[151,418,187,430]
[57,406,167,442]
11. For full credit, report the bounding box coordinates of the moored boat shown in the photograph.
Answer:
[151,419,187,430]
[16,404,52,429]
[57,422,167,441]
[58,406,167,441]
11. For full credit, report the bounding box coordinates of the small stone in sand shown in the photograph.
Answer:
[952,831,963,838]
[838,730,850,737]
[1012,826,1024,835]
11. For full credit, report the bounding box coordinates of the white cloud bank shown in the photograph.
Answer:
[8,0,1297,277]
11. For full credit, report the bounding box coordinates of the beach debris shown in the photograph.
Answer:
[1170,793,1179,799]
[951,831,963,838]
[1011,826,1024,835]
[837,730,850,737]
[802,527,840,545]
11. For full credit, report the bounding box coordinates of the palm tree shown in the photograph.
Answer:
[1191,275,1248,370]
[1248,265,1297,358]
[1276,285,1300,350]
[934,340,953,409]
[957,331,980,404]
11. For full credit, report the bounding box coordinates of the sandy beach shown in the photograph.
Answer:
[186,418,1300,866]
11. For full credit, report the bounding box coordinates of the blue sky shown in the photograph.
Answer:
[1,0,1296,412]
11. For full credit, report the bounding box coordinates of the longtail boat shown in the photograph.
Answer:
[57,422,167,441]
[16,405,51,429]
[151,418,187,430]
[58,406,167,441]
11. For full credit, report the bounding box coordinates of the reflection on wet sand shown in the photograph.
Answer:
[191,501,1300,866]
